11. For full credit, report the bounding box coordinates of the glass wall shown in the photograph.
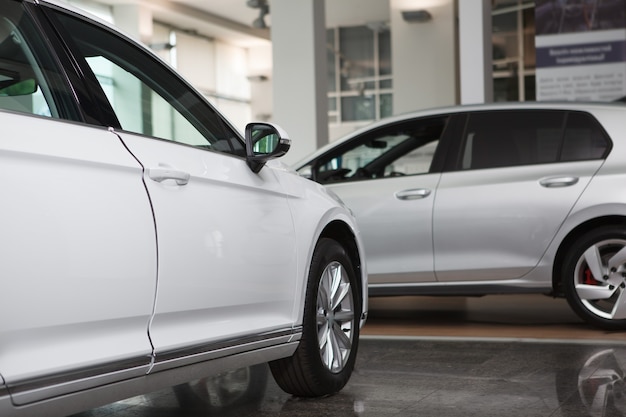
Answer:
[327,24,392,125]
[492,0,536,102]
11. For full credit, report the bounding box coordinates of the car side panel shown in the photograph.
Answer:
[114,133,299,359]
[0,114,156,404]
[273,162,368,325]
[434,161,602,281]
[325,174,439,283]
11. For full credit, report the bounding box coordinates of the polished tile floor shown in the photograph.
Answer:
[73,295,626,417]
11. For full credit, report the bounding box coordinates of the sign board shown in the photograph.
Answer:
[535,1,626,102]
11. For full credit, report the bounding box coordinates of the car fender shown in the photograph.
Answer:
[271,166,368,327]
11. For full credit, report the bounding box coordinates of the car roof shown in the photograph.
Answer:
[293,100,626,169]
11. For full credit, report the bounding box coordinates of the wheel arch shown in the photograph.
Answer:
[318,220,363,297]
[552,215,626,296]
[318,219,367,325]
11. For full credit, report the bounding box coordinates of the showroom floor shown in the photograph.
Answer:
[73,295,626,417]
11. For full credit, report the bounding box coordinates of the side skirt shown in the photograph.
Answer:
[4,330,300,417]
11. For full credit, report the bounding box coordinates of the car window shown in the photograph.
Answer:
[461,111,564,170]
[314,116,447,184]
[51,11,245,156]
[0,3,73,119]
[460,110,610,170]
[561,111,610,161]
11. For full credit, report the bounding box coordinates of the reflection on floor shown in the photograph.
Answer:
[72,294,626,417]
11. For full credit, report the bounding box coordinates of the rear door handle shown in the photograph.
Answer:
[395,188,431,200]
[148,167,190,185]
[539,176,579,188]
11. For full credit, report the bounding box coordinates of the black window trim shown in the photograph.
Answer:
[0,1,86,123]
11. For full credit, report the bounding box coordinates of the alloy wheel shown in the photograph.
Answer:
[316,260,355,373]
[574,239,626,320]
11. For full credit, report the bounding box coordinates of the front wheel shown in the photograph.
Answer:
[563,227,626,330]
[269,238,361,397]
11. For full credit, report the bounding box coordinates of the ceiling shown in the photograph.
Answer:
[92,0,271,46]
[87,0,391,47]
[152,0,272,46]
[172,0,265,26]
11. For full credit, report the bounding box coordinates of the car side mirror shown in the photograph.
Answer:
[245,122,291,173]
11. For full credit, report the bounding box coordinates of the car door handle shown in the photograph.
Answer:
[539,176,579,188]
[148,167,190,185]
[395,188,431,200]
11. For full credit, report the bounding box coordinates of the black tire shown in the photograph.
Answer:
[563,226,626,330]
[269,238,361,397]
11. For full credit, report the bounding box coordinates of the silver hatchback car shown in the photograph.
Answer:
[296,102,626,330]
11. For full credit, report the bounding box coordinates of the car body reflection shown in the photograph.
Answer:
[173,364,268,414]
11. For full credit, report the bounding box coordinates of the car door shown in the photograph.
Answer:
[305,117,450,291]
[48,9,299,363]
[434,110,609,281]
[117,134,298,358]
[0,1,156,405]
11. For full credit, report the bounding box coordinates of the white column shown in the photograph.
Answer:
[390,0,457,114]
[248,44,273,123]
[459,0,493,104]
[271,0,328,165]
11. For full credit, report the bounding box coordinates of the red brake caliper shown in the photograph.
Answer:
[583,267,600,285]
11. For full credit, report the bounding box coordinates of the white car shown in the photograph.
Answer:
[0,1,367,416]
[295,101,626,330]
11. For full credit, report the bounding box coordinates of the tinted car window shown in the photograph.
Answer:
[51,11,245,156]
[0,3,75,119]
[461,110,565,170]
[460,110,610,170]
[561,111,610,161]
[313,116,448,183]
